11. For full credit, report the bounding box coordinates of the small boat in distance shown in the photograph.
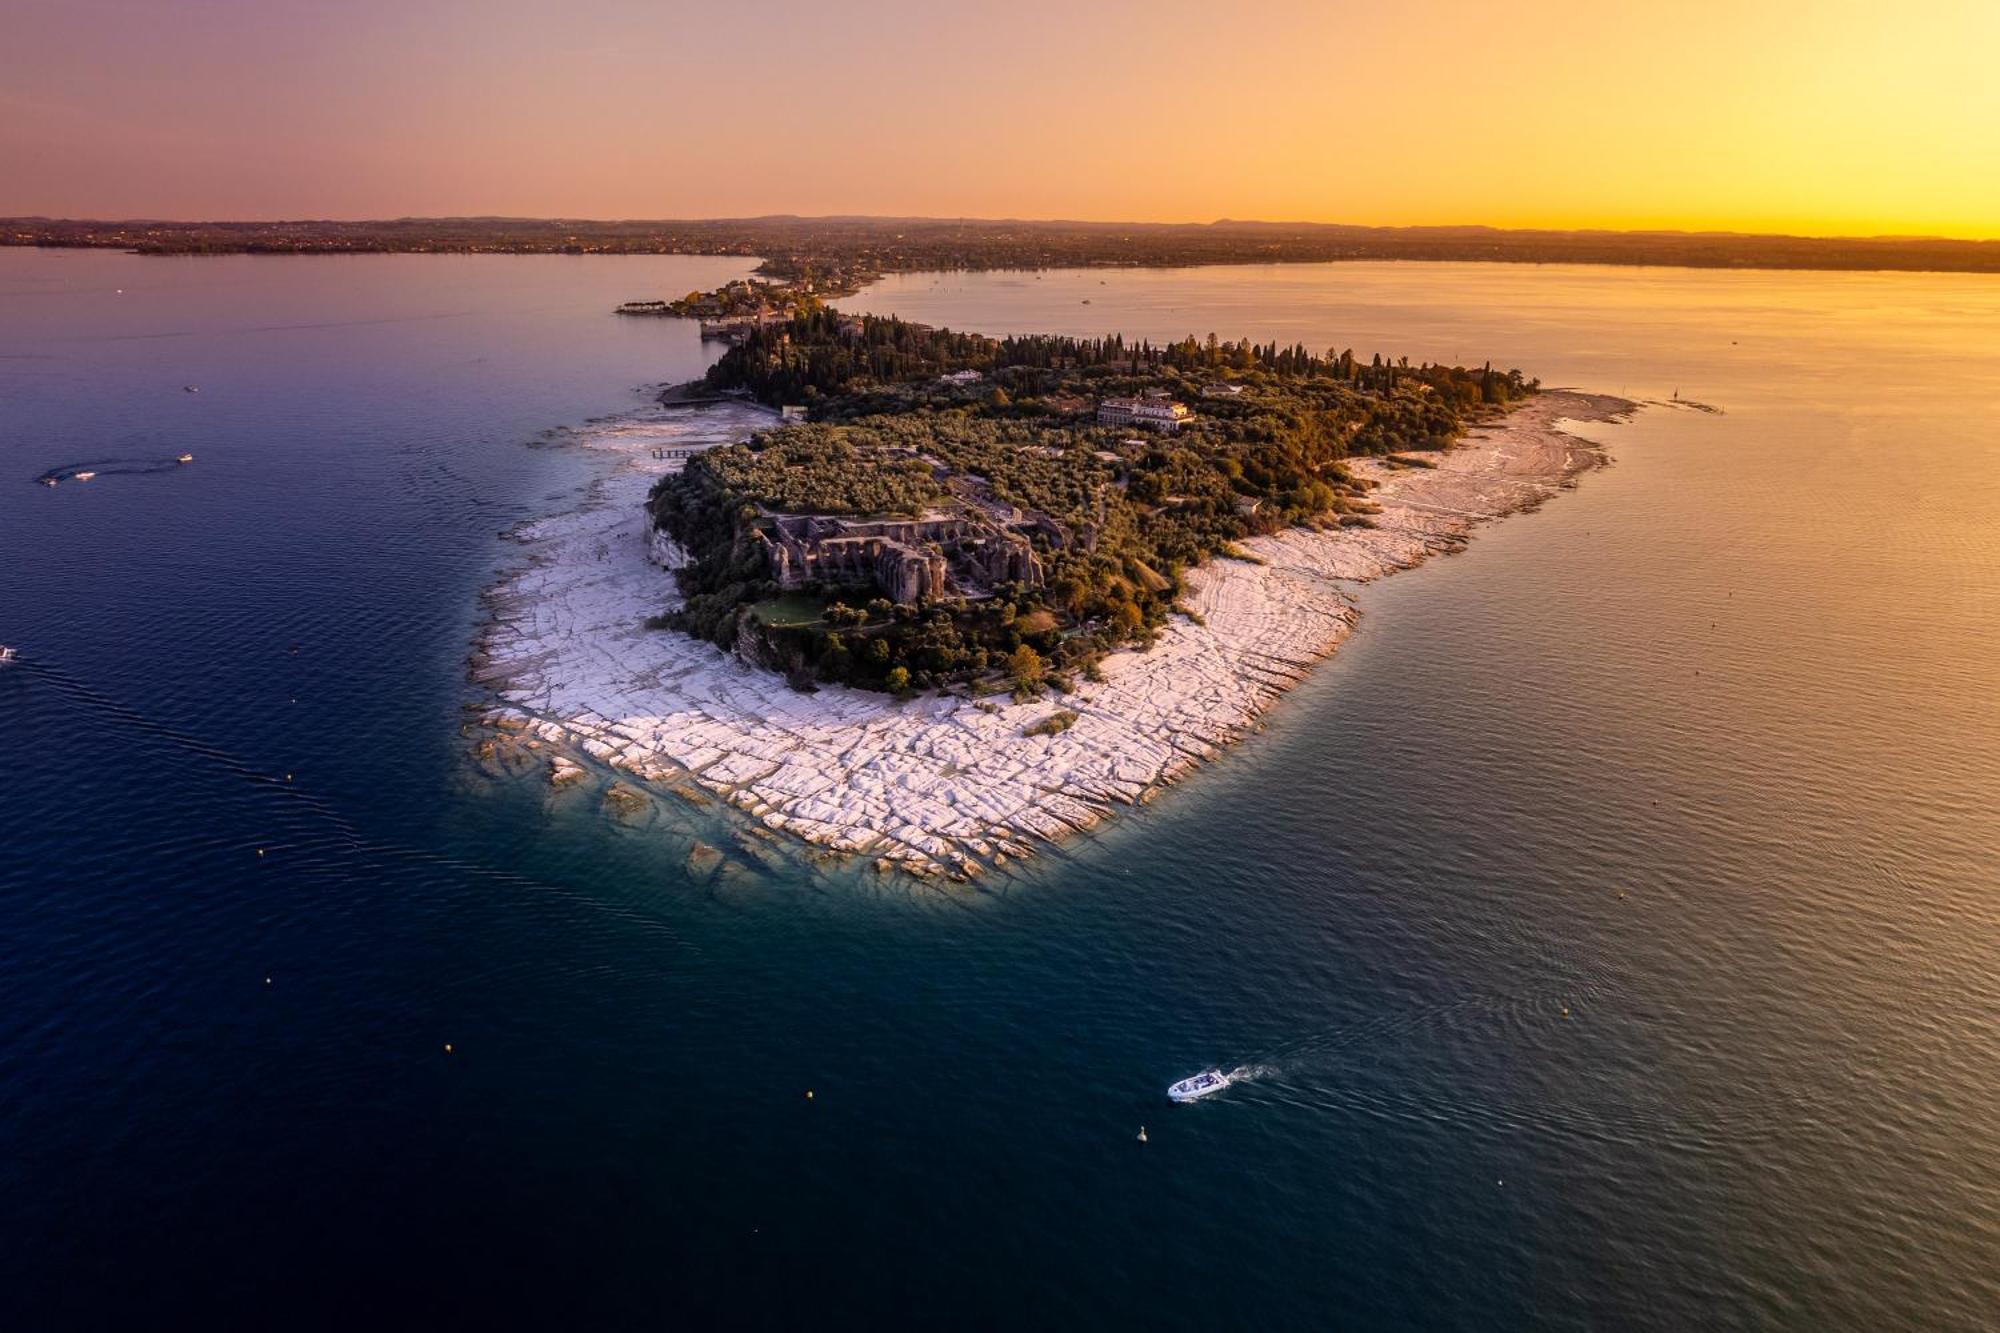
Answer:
[72,471,97,481]
[40,476,57,487]
[176,452,195,464]
[0,646,17,664]
[1167,1068,1233,1103]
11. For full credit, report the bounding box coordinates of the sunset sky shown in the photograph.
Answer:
[4,0,1996,237]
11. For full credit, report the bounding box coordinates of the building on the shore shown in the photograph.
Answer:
[1097,396,1193,431]
[1202,382,1246,398]
[781,405,809,421]
[938,369,984,386]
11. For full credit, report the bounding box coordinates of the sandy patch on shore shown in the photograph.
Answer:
[475,391,1633,875]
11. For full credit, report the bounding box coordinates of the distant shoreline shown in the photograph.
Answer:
[8,216,2000,278]
[472,389,1637,877]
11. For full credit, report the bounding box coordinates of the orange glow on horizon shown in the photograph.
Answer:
[1,0,1995,240]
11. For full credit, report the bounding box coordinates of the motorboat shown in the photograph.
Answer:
[1167,1068,1233,1103]
[176,453,195,464]
[0,646,17,664]
[72,471,97,481]
[40,476,57,487]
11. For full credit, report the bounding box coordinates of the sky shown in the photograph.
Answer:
[3,0,1997,238]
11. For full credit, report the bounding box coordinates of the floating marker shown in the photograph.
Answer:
[805,1090,814,1100]
[444,1044,454,1054]
[1137,1126,1148,1143]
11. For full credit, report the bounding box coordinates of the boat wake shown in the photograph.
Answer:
[33,455,194,485]
[1189,973,1838,1154]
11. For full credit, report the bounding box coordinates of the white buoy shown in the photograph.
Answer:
[1137,1126,1148,1143]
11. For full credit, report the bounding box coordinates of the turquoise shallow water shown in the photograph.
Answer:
[2,252,1996,1329]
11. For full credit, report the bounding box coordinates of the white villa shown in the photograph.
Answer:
[1097,396,1193,431]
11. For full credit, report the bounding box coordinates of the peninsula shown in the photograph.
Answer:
[649,311,1533,697]
[475,299,1633,876]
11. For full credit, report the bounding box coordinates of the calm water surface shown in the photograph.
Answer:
[2,253,1995,1329]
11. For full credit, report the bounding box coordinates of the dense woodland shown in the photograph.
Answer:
[649,310,1536,696]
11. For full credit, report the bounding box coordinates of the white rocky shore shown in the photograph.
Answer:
[475,390,1633,876]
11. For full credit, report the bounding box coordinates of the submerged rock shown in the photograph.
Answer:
[684,841,725,880]
[602,782,647,818]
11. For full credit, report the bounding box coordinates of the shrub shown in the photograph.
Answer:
[1023,710,1079,738]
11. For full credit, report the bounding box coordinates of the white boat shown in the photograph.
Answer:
[176,452,194,464]
[41,476,58,487]
[1167,1068,1233,1102]
[0,646,17,664]
[72,471,96,481]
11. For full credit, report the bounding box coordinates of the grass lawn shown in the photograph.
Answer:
[748,593,829,628]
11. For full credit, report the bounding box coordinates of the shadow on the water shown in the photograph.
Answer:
[8,649,696,951]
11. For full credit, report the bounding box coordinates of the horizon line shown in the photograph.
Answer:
[9,213,2000,247]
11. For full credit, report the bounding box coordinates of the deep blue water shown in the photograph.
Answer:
[2,252,1995,1330]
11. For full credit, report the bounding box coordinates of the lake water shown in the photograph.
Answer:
[2,251,1995,1329]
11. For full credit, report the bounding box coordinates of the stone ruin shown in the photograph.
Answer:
[752,508,1047,605]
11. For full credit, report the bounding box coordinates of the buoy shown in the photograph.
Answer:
[256,848,264,857]
[1137,1126,1148,1143]
[805,1090,813,1100]
[443,1043,454,1054]
[286,773,293,782]
[1562,1006,1571,1018]
[264,976,272,986]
